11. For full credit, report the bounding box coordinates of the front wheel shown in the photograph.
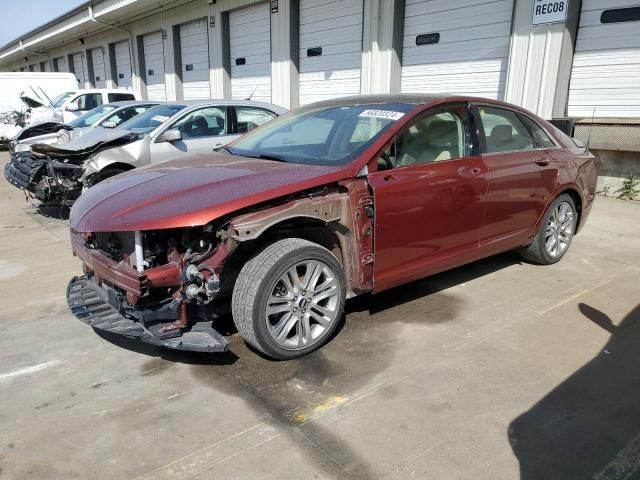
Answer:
[519,194,577,265]
[232,238,346,359]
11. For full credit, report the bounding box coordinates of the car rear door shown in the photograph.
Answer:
[150,106,234,163]
[472,104,559,253]
[368,103,488,292]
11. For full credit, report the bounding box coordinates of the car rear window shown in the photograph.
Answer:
[108,93,136,102]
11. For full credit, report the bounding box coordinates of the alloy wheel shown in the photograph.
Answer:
[544,201,575,258]
[265,260,340,350]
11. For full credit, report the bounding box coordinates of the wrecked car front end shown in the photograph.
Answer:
[67,225,231,352]
[4,130,138,204]
[63,151,375,353]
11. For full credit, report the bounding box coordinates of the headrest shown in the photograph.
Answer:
[490,125,513,143]
[191,116,208,129]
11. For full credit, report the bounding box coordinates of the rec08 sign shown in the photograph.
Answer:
[532,0,568,25]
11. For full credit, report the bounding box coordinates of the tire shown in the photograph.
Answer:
[519,193,577,265]
[232,238,346,360]
[85,168,127,189]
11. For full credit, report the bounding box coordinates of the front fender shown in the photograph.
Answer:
[82,137,150,177]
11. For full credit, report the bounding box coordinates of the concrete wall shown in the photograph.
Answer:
[593,150,640,195]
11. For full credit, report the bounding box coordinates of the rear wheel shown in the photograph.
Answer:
[232,238,346,359]
[519,194,577,264]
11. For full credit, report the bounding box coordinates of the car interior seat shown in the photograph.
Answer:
[182,116,209,138]
[487,124,533,152]
[398,119,461,166]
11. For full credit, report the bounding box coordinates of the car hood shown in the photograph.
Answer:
[70,153,347,232]
[31,128,139,161]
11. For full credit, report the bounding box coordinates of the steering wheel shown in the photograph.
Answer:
[378,151,393,171]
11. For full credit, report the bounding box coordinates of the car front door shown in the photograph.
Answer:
[368,103,488,292]
[473,104,559,253]
[150,106,234,164]
[63,93,103,122]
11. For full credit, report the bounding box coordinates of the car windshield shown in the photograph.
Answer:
[227,103,415,166]
[51,92,74,108]
[100,104,156,128]
[119,104,186,134]
[69,105,116,128]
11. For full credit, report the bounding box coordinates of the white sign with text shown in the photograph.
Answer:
[532,0,569,25]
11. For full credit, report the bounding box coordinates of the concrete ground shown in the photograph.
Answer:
[1,150,639,480]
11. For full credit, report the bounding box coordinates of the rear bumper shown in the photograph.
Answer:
[67,275,229,353]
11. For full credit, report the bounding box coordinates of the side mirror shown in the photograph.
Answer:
[66,102,80,112]
[102,121,117,129]
[161,128,182,143]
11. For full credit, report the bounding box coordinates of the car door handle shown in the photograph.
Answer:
[458,167,482,177]
[534,158,550,166]
[383,174,397,182]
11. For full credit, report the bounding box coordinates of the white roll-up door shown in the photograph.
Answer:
[568,1,640,117]
[54,57,67,72]
[142,32,167,101]
[298,0,363,105]
[72,53,86,86]
[229,3,271,103]
[114,41,132,89]
[180,18,211,100]
[401,0,513,99]
[90,48,106,88]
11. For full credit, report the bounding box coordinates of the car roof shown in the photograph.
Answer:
[157,99,288,113]
[300,93,529,111]
[73,88,137,94]
[102,100,160,109]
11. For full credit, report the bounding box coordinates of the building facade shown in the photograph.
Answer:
[1,0,639,186]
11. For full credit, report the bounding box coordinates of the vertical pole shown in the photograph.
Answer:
[134,231,144,273]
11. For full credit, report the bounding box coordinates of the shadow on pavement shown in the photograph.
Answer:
[94,251,521,478]
[509,303,640,480]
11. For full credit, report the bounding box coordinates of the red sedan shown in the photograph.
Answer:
[67,95,596,359]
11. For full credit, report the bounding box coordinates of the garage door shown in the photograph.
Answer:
[54,57,67,72]
[142,32,167,101]
[180,18,211,100]
[568,1,640,117]
[401,0,513,99]
[72,53,86,87]
[298,0,363,106]
[90,48,106,88]
[114,41,132,89]
[229,3,271,103]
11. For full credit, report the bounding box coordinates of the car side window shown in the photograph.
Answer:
[381,109,469,170]
[236,106,277,134]
[76,93,103,111]
[478,106,536,153]
[518,113,556,148]
[172,107,226,139]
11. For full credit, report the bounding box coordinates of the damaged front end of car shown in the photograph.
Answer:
[66,181,375,353]
[4,132,137,205]
[67,223,234,352]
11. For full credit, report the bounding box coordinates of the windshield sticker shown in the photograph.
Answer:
[151,115,169,122]
[358,110,405,121]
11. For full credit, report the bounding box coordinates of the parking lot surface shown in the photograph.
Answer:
[1,150,639,480]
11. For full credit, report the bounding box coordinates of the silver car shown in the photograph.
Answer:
[11,101,159,153]
[4,99,286,205]
[82,100,287,180]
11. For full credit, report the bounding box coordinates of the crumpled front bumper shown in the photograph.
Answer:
[67,275,229,353]
[4,153,82,204]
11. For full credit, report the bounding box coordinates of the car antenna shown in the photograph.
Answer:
[584,107,596,154]
[245,85,258,101]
